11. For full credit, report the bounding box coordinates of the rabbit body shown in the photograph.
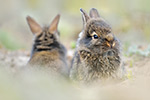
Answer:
[70,8,124,82]
[27,15,68,75]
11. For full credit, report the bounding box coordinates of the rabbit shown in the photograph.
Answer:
[70,8,124,83]
[26,14,68,76]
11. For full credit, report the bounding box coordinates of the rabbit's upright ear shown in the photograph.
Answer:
[80,8,90,25]
[49,14,60,33]
[26,16,42,35]
[89,8,100,18]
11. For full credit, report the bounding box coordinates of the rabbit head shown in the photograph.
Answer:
[78,8,121,58]
[26,14,64,54]
[27,14,60,40]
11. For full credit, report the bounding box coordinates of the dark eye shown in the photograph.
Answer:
[93,34,98,39]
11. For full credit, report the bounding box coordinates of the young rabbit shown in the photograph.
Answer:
[26,15,68,76]
[70,8,124,82]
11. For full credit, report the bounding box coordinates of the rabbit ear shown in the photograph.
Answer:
[26,16,42,35]
[80,8,90,24]
[89,8,100,18]
[49,14,60,33]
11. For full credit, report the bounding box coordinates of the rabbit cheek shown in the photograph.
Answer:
[91,39,98,46]
[54,33,59,41]
[79,50,90,60]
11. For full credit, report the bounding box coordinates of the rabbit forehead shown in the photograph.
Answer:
[86,19,111,35]
[35,26,59,40]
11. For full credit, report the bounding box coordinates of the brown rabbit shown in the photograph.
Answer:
[70,8,124,82]
[27,15,68,76]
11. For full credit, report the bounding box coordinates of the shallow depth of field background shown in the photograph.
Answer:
[0,0,150,100]
[0,0,150,50]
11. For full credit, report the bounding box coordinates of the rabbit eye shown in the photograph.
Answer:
[92,31,99,39]
[93,34,98,39]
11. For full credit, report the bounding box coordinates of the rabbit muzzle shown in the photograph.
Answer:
[103,50,115,58]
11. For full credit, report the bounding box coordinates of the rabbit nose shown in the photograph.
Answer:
[102,50,114,57]
[105,34,114,41]
[107,50,114,56]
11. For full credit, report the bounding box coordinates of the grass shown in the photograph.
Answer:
[0,30,24,50]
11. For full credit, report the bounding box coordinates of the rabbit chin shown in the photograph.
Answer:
[102,50,116,57]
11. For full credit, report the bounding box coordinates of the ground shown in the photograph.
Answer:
[0,45,150,100]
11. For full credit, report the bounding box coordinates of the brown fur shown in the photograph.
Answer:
[70,8,124,83]
[27,15,68,76]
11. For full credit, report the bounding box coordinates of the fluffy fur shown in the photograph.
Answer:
[70,8,124,82]
[27,15,68,76]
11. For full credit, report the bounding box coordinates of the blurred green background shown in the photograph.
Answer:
[0,0,150,50]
